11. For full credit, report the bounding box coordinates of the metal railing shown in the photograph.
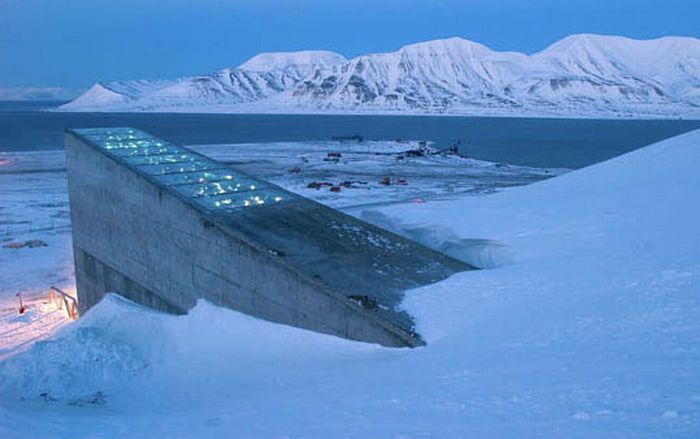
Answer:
[49,286,79,320]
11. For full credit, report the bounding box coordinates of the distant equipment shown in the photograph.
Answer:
[16,292,25,315]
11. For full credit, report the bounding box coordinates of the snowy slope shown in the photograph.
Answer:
[287,35,700,116]
[61,69,297,111]
[60,35,700,117]
[60,50,346,112]
[527,35,700,110]
[287,38,533,110]
[1,130,699,438]
[239,50,347,76]
[64,83,133,108]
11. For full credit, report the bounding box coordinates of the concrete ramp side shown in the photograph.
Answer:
[65,127,476,347]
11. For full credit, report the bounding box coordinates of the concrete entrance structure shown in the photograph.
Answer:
[65,128,474,347]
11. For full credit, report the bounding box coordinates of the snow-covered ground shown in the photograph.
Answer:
[190,140,562,210]
[1,131,699,438]
[0,153,75,362]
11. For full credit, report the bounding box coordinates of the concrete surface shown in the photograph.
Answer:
[65,128,475,347]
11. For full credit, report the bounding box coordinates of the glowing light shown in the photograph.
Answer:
[75,127,290,212]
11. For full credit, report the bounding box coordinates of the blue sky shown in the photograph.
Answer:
[1,0,698,97]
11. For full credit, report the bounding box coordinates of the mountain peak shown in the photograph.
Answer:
[238,50,346,72]
[398,37,492,55]
[540,33,700,56]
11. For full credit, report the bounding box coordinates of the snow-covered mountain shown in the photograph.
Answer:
[239,50,347,77]
[63,50,348,111]
[60,35,700,118]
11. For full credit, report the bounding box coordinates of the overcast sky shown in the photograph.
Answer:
[1,0,698,98]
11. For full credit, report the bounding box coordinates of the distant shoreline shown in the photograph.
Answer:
[0,99,695,121]
[48,105,699,121]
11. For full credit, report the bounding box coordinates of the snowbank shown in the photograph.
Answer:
[1,131,700,438]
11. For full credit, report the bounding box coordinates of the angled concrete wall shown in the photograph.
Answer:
[65,128,473,347]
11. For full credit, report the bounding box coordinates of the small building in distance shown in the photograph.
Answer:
[65,128,475,347]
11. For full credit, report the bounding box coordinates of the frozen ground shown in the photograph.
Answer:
[189,140,562,210]
[0,153,74,361]
[1,132,699,438]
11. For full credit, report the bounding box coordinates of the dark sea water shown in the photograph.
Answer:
[1,101,699,169]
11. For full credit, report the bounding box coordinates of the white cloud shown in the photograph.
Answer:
[0,86,76,100]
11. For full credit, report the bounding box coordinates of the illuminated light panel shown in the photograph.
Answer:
[195,190,284,211]
[129,153,201,166]
[139,160,213,176]
[171,177,263,198]
[73,127,137,135]
[72,127,289,212]
[153,169,231,186]
[110,144,184,158]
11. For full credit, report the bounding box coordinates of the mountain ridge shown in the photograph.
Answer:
[59,34,700,118]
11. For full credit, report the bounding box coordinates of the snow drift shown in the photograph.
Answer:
[60,34,700,118]
[2,130,700,438]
